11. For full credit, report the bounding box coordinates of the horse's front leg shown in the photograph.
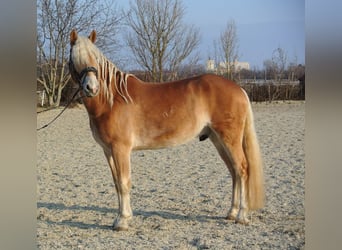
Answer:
[104,145,133,231]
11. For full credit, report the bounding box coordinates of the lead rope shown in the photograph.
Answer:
[37,87,82,131]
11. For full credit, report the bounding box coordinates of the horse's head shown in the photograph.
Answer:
[69,29,100,97]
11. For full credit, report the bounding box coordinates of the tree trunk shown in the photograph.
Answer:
[55,84,63,107]
[48,94,56,107]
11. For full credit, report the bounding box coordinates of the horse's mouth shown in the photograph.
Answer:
[86,91,99,97]
[83,86,100,97]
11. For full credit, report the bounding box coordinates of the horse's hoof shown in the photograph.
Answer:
[235,217,249,225]
[226,209,238,221]
[226,214,237,221]
[113,217,130,231]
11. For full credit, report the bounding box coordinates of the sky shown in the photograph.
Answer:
[115,0,305,70]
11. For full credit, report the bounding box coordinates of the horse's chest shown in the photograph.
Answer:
[89,118,110,149]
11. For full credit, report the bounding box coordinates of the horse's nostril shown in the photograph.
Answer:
[85,83,98,95]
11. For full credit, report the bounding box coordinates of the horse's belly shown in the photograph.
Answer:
[133,120,208,150]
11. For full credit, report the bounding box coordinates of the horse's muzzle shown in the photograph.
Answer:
[83,84,99,97]
[82,77,100,97]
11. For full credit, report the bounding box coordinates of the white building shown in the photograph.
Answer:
[234,61,250,71]
[206,59,215,71]
[206,60,250,73]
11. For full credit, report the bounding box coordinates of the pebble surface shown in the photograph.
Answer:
[37,101,305,249]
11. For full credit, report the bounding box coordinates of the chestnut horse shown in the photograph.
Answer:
[69,29,264,231]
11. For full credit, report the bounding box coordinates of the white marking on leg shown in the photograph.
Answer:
[237,177,249,224]
[228,174,240,219]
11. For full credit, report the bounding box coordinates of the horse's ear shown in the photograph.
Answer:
[70,29,78,45]
[89,30,97,43]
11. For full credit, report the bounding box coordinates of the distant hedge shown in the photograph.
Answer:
[241,82,305,102]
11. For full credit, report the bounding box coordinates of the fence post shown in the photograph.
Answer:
[37,90,46,107]
[41,91,45,106]
[268,84,271,103]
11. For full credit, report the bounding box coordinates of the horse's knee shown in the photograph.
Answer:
[119,179,131,194]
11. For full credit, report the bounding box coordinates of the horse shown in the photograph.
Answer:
[69,29,264,231]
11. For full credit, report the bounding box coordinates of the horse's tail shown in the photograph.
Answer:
[243,96,265,210]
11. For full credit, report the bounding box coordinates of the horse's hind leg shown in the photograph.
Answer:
[209,129,240,221]
[210,127,249,224]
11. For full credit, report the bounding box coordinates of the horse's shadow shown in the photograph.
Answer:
[37,202,223,230]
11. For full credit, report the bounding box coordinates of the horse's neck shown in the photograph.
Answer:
[82,95,106,118]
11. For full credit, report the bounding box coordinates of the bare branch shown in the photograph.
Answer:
[125,0,200,82]
[219,20,239,79]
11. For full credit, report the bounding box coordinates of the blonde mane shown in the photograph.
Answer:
[72,36,134,106]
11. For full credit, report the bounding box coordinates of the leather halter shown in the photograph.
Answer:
[79,66,98,82]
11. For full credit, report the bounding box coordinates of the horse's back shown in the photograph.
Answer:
[152,73,249,119]
[194,74,249,110]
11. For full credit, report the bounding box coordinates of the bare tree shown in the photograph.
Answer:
[271,47,288,83]
[37,0,122,107]
[125,0,200,82]
[262,48,288,102]
[219,20,239,80]
[210,39,220,74]
[263,59,276,80]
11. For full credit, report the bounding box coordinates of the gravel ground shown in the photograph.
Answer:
[37,101,305,249]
